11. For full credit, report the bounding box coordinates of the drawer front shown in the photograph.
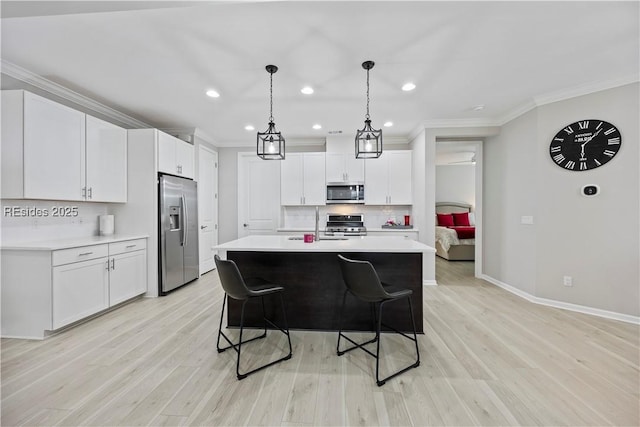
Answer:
[52,244,109,266]
[109,238,147,256]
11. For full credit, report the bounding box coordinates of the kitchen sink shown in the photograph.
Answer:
[287,236,348,241]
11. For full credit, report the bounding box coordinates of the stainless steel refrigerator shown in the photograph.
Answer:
[159,174,199,295]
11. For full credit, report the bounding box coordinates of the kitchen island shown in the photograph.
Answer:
[215,235,435,333]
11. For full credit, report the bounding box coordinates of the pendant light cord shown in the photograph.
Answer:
[269,72,274,122]
[365,68,370,120]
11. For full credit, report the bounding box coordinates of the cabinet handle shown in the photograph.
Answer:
[88,187,92,199]
[125,244,137,249]
[78,252,93,256]
[111,258,115,270]
[106,260,110,270]
[82,187,86,199]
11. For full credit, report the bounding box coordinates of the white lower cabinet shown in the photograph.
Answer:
[109,246,147,306]
[1,237,147,339]
[52,257,109,329]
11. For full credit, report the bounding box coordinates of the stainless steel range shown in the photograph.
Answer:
[325,213,367,236]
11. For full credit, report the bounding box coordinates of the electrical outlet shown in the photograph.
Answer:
[563,276,573,287]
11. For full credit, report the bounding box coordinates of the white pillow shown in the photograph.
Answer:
[468,212,476,226]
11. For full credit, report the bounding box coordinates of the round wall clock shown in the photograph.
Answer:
[549,119,621,171]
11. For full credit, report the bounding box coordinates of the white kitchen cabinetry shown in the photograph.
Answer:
[1,236,147,339]
[158,131,195,179]
[325,138,365,183]
[108,239,147,306]
[281,152,326,205]
[52,248,110,329]
[365,151,412,205]
[1,90,127,202]
[85,115,127,202]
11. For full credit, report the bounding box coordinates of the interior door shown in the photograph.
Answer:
[237,152,280,237]
[198,146,218,274]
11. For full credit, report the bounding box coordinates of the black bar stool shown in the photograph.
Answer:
[336,254,420,386]
[214,254,293,380]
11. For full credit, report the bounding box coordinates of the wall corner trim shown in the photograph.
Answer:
[1,59,151,129]
[480,275,640,325]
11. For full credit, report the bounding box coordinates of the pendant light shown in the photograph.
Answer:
[355,60,382,159]
[257,65,285,160]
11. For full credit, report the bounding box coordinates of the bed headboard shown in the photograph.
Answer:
[435,202,472,213]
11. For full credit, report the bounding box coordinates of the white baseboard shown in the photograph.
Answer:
[480,274,640,325]
[423,279,438,286]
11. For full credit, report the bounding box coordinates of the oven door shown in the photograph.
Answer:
[326,184,364,204]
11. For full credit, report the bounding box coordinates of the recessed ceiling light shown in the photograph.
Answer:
[472,104,485,111]
[401,82,416,91]
[383,121,393,127]
[206,89,220,98]
[301,86,314,95]
[244,125,255,131]
[312,124,322,130]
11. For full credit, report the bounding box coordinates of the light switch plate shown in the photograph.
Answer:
[521,215,534,225]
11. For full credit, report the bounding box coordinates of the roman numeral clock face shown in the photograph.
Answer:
[549,120,621,171]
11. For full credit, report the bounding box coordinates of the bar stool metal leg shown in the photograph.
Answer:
[216,295,266,354]
[336,291,379,357]
[374,297,421,386]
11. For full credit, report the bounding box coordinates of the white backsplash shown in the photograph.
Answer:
[1,199,109,244]
[281,205,413,229]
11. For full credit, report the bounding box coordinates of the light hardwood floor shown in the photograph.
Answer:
[2,258,638,426]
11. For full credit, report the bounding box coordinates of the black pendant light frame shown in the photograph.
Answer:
[257,64,285,160]
[355,60,383,159]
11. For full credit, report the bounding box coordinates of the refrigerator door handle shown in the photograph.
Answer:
[182,194,188,247]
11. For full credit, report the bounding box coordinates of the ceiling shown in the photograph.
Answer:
[1,1,638,147]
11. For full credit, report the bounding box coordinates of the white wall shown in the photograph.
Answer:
[484,82,639,316]
[217,147,246,244]
[484,111,538,295]
[1,199,107,243]
[436,165,475,206]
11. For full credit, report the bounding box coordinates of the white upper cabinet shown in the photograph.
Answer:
[23,91,86,200]
[1,90,127,202]
[85,115,127,202]
[365,150,412,205]
[325,137,364,183]
[281,152,326,206]
[157,131,194,179]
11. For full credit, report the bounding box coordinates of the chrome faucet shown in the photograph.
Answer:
[315,206,320,241]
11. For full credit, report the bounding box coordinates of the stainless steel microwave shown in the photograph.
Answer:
[326,183,365,204]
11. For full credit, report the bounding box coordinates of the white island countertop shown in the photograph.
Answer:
[215,235,434,253]
[1,234,149,251]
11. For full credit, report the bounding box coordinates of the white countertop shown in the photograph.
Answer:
[276,227,418,233]
[215,235,434,253]
[1,234,149,251]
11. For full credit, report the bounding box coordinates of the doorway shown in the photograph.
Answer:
[434,140,483,280]
[198,146,218,275]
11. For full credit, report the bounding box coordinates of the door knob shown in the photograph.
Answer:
[200,225,208,229]
[243,223,248,227]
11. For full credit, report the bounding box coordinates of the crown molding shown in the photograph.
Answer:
[533,73,640,108]
[1,59,151,129]
[422,118,501,129]
[496,99,538,126]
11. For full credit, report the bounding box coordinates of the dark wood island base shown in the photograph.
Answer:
[226,251,423,333]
